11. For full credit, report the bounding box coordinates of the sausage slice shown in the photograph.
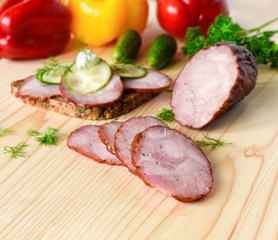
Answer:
[123,69,172,93]
[171,42,258,128]
[132,125,213,201]
[98,121,122,155]
[60,72,124,108]
[114,117,167,174]
[67,125,122,166]
[17,75,61,100]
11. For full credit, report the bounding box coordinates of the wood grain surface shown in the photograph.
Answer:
[0,0,278,239]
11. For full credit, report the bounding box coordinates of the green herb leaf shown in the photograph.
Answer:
[155,108,175,122]
[35,127,60,146]
[4,142,28,159]
[36,58,59,81]
[27,129,41,136]
[244,31,278,67]
[206,14,244,46]
[194,133,232,150]
[36,58,72,82]
[182,27,205,58]
[182,14,278,67]
[0,127,13,137]
[74,35,92,51]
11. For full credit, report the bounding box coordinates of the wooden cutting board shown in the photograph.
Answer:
[0,1,277,239]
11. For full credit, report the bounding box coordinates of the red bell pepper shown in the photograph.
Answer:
[0,0,71,59]
[157,0,229,39]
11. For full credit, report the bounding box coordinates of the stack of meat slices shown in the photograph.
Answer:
[11,68,172,120]
[67,117,213,202]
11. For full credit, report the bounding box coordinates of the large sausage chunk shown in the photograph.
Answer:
[132,125,213,201]
[67,125,122,166]
[114,117,167,174]
[171,42,258,128]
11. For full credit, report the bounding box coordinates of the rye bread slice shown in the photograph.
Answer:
[11,80,159,120]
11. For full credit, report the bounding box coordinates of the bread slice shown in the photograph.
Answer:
[11,80,159,120]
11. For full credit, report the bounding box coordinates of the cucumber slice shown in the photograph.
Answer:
[40,62,73,85]
[65,60,112,95]
[112,64,147,79]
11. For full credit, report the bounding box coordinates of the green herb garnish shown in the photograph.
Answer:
[27,129,41,136]
[36,58,72,82]
[35,127,60,146]
[194,133,232,150]
[0,127,13,137]
[182,15,278,67]
[4,142,28,159]
[183,27,206,58]
[74,35,92,51]
[156,108,175,122]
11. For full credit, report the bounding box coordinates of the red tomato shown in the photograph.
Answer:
[157,0,199,39]
[199,1,229,35]
[157,0,229,39]
[184,0,220,13]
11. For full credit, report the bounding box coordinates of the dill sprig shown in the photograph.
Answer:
[0,127,13,137]
[194,133,232,150]
[74,35,92,51]
[36,58,59,81]
[4,142,28,159]
[35,58,71,82]
[155,108,175,122]
[27,129,41,136]
[35,127,60,146]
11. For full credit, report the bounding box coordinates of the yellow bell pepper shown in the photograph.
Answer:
[61,0,148,47]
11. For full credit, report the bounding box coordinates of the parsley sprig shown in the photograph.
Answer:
[36,58,72,82]
[0,127,13,137]
[155,108,175,122]
[194,133,232,150]
[4,142,28,159]
[183,15,278,67]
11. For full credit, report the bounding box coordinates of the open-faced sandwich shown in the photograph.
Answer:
[11,49,172,120]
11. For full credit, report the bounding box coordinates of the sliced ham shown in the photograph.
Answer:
[16,75,61,100]
[114,117,167,174]
[171,42,258,129]
[123,69,172,93]
[67,125,122,166]
[60,72,124,108]
[98,121,122,155]
[132,125,213,201]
